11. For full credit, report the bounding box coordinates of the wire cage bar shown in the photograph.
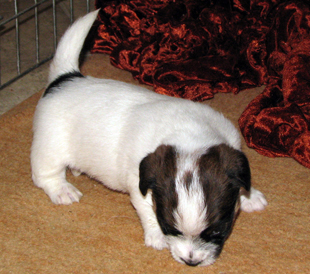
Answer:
[0,0,92,90]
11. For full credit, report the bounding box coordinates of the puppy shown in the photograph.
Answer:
[31,10,267,267]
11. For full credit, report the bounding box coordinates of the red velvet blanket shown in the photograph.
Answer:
[92,0,310,168]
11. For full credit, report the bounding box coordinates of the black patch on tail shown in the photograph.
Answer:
[43,71,84,97]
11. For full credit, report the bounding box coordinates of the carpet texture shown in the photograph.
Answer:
[0,54,309,273]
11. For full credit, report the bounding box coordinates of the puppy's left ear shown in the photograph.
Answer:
[226,148,251,192]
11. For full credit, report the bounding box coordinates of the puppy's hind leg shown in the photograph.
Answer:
[31,148,82,205]
[32,166,83,205]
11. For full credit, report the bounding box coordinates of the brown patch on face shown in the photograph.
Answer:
[139,145,181,236]
[198,144,251,249]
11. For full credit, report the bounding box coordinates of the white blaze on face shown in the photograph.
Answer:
[173,153,208,237]
[167,152,217,267]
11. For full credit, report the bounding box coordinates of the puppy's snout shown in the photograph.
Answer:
[181,257,202,267]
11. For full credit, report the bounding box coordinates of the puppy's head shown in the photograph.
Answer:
[139,144,251,266]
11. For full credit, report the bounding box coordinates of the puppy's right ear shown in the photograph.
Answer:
[139,153,157,196]
[139,145,176,196]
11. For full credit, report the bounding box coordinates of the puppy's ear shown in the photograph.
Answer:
[139,145,176,196]
[203,144,251,192]
[224,146,251,192]
[139,152,157,196]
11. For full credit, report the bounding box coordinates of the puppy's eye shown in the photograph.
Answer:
[200,228,223,243]
[159,222,182,236]
[165,227,183,237]
[211,230,221,237]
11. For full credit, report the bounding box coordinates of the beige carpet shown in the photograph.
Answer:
[0,54,309,273]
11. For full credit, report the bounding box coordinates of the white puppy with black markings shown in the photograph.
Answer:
[31,10,267,267]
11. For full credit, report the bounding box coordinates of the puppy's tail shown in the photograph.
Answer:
[48,9,99,84]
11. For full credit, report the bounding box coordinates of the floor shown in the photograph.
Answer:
[0,0,95,115]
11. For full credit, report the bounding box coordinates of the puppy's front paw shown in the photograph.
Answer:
[71,169,82,177]
[145,229,168,250]
[240,187,267,213]
[47,182,83,205]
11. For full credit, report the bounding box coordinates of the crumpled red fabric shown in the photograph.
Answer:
[92,0,310,168]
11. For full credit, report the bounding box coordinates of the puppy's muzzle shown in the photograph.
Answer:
[181,257,202,267]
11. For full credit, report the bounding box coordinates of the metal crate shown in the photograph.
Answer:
[0,0,93,90]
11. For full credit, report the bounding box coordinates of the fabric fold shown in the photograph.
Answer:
[92,0,310,168]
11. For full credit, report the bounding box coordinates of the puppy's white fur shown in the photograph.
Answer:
[31,10,267,266]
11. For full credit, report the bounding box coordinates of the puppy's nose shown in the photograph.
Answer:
[181,258,201,267]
